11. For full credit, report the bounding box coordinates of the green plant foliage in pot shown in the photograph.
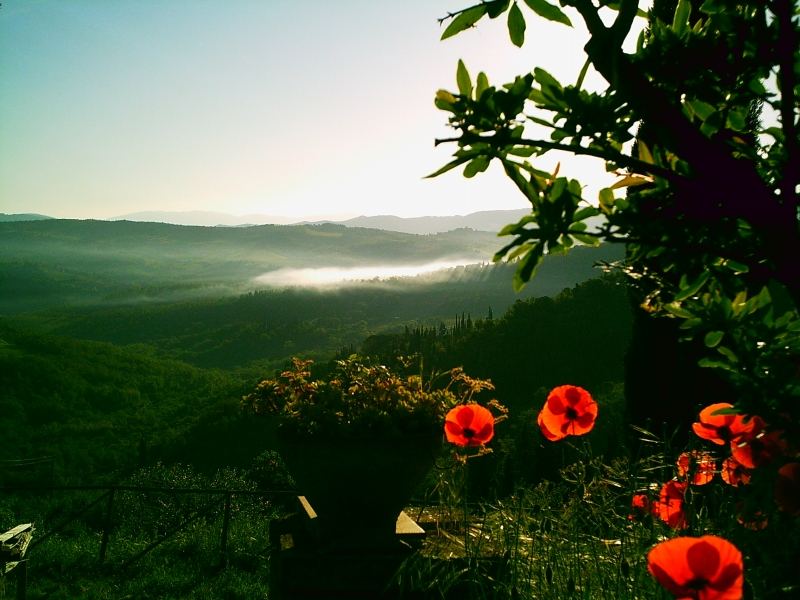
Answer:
[243,355,492,547]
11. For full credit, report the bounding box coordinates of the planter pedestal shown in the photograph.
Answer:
[275,433,441,548]
[270,432,440,596]
[269,495,427,599]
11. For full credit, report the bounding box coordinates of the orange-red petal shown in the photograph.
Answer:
[537,410,564,441]
[648,535,743,600]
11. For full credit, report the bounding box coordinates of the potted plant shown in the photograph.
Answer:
[242,355,497,548]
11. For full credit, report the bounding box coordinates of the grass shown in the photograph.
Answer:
[394,447,670,600]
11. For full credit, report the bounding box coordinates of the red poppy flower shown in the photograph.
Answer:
[537,385,597,442]
[775,462,800,516]
[730,419,785,468]
[628,493,653,521]
[655,480,689,530]
[677,451,716,486]
[720,457,751,487]
[648,535,743,600]
[692,403,755,446]
[444,404,494,447]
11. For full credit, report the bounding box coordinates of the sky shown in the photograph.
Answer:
[0,1,645,221]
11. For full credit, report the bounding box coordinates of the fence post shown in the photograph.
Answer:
[99,488,116,562]
[16,559,27,600]
[220,492,232,568]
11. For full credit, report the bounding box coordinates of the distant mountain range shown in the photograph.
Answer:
[0,213,53,222]
[327,210,532,234]
[109,209,533,234]
[109,210,299,227]
[2,209,537,234]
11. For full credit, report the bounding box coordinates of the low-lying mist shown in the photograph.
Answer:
[252,259,480,288]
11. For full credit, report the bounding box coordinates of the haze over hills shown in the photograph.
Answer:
[0,218,504,312]
[109,209,533,233]
[0,217,623,316]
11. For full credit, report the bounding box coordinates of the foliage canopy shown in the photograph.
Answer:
[433,0,800,431]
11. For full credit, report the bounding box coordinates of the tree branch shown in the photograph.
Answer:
[560,0,800,303]
[774,0,800,208]
[434,133,684,182]
[566,1,789,228]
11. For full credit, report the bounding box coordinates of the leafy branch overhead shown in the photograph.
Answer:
[433,0,800,425]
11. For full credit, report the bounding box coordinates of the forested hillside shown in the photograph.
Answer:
[0,323,249,483]
[1,272,633,485]
[362,275,633,415]
[10,245,623,368]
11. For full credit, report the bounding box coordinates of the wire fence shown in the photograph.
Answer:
[0,484,298,569]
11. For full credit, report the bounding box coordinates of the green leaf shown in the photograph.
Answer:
[508,3,526,47]
[672,0,692,35]
[723,259,749,274]
[507,146,536,157]
[476,72,490,99]
[463,155,491,178]
[710,405,740,416]
[523,0,572,27]
[716,346,738,363]
[487,0,511,18]
[570,233,600,246]
[603,2,648,17]
[456,59,473,97]
[534,68,563,95]
[573,206,599,221]
[674,271,710,301]
[575,57,590,90]
[704,330,724,348]
[598,188,615,213]
[748,78,767,95]
[434,89,457,111]
[513,242,544,291]
[441,5,488,40]
[727,108,747,131]
[700,111,723,137]
[663,303,694,319]
[698,358,737,372]
[528,88,549,105]
[549,177,567,200]
[680,317,704,330]
[425,155,473,179]
[499,214,537,236]
[699,0,723,14]
[687,99,715,120]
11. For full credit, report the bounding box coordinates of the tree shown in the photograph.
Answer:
[432,0,799,435]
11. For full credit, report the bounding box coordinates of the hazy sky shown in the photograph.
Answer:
[0,1,644,221]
